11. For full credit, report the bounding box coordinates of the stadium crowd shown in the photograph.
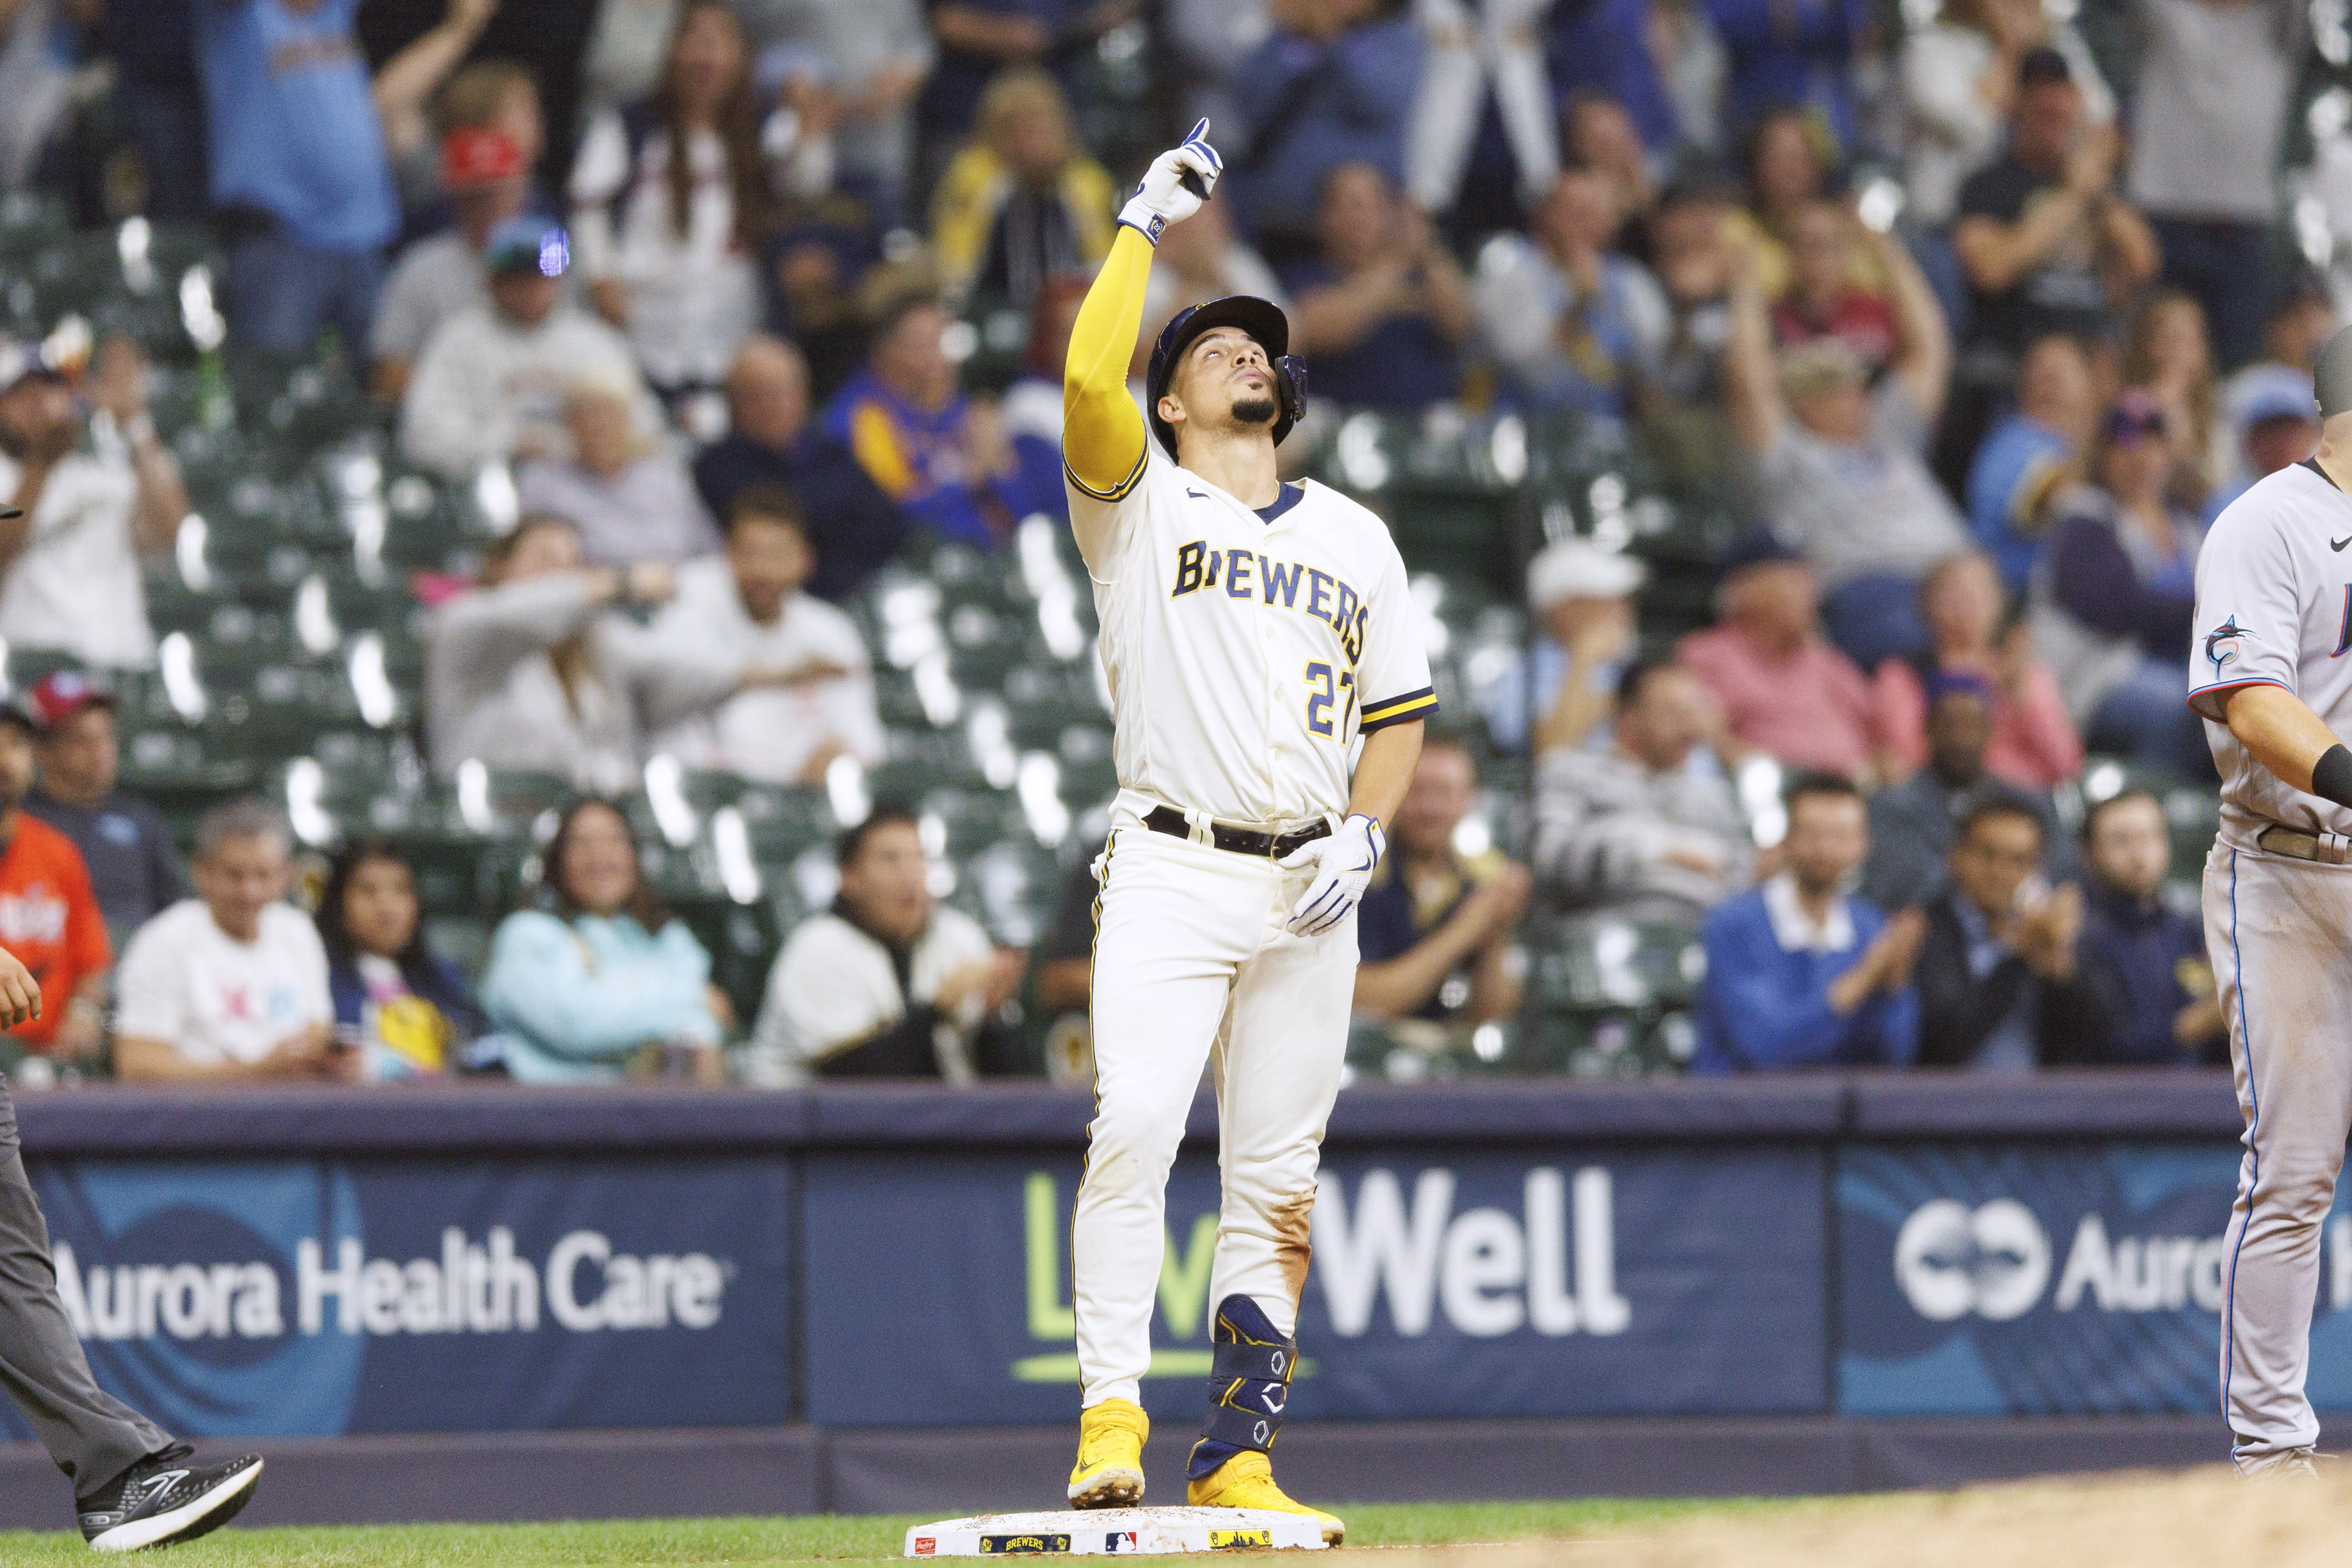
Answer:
[0,0,2317,1085]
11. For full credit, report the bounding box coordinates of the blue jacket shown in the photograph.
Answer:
[1692,884,1917,1073]
[479,911,719,1084]
[1965,413,2073,594]
[1225,16,1421,240]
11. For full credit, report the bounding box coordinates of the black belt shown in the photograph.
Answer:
[2256,824,2352,865]
[1144,805,1330,859]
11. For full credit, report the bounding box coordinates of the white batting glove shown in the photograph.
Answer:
[1281,814,1385,938]
[1119,119,1221,246]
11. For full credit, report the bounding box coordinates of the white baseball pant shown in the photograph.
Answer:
[1074,821,1355,1409]
[2205,840,2352,1468]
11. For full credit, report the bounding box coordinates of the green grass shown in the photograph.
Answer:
[0,1499,1745,1565]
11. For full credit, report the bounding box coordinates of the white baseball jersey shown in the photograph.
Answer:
[2188,460,2352,849]
[1066,448,1436,828]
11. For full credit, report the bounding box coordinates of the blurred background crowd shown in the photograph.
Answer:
[0,0,2316,1089]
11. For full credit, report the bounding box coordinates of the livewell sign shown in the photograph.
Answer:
[0,1157,792,1438]
[801,1148,1827,1426]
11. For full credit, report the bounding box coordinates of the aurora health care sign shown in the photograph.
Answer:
[0,1157,792,1437]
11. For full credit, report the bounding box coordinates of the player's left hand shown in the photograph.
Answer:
[1281,813,1385,938]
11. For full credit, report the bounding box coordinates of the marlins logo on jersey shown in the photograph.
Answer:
[1065,452,1435,827]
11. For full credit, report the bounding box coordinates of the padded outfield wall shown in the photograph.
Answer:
[0,1073,2330,1451]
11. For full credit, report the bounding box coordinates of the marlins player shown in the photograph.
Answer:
[2192,323,2352,1477]
[1056,123,1434,1541]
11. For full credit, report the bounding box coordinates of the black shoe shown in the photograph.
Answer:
[78,1445,263,1552]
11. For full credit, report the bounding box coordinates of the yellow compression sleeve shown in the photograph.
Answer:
[1063,225,1154,501]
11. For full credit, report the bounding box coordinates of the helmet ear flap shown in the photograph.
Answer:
[1274,355,1308,430]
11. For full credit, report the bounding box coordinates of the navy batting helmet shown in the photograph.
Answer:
[1144,296,1308,459]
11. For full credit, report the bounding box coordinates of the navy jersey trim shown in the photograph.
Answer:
[1359,685,1438,732]
[1254,483,1304,525]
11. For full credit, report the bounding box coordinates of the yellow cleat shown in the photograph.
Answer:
[1067,1398,1148,1508]
[1185,1449,1344,1545]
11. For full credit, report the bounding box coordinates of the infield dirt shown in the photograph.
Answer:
[1368,1464,2350,1567]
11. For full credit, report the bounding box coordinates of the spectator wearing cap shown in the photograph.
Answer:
[2124,0,2299,371]
[1531,659,1753,922]
[927,66,1115,313]
[1965,333,2098,593]
[1693,773,1921,1074]
[2211,281,2331,505]
[1724,222,1970,673]
[0,337,187,671]
[568,1,798,394]
[1899,0,2111,231]
[823,294,1026,549]
[1473,168,1669,419]
[2073,788,2225,1065]
[1942,45,2158,492]
[1870,551,2081,791]
[2209,365,2321,513]
[516,375,721,565]
[369,123,536,404]
[400,218,655,479]
[1676,534,1886,778]
[1481,538,1646,756]
[0,697,108,1063]
[1861,669,2071,911]
[693,334,910,602]
[196,0,490,356]
[638,485,885,785]
[22,673,186,952]
[2028,390,2209,777]
[1284,161,1470,411]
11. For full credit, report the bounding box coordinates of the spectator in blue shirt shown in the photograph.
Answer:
[1706,0,1866,148]
[479,797,723,1084]
[1548,0,1688,156]
[694,335,910,602]
[2073,789,2225,1064]
[1284,162,1472,411]
[823,294,1031,549]
[1965,333,2097,594]
[1693,772,1922,1073]
[197,0,386,354]
[1354,738,1531,1024]
[1224,0,1422,247]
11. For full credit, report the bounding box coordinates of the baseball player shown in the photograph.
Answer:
[2193,322,2352,1477]
[1057,122,1434,1540]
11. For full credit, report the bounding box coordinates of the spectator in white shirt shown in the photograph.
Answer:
[369,120,534,403]
[113,800,343,1084]
[426,513,691,793]
[641,486,884,784]
[400,217,656,479]
[569,1,798,391]
[0,338,187,671]
[745,804,1025,1083]
[516,375,721,564]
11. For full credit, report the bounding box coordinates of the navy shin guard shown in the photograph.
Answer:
[1187,1295,1297,1481]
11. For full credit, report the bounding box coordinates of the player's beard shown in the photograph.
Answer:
[1230,395,1277,428]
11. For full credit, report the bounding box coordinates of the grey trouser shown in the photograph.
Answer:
[2206,843,2352,1467]
[0,1085,169,1497]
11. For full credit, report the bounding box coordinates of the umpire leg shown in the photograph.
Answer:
[0,1084,171,1497]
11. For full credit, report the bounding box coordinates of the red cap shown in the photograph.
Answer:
[23,669,113,730]
[440,126,524,192]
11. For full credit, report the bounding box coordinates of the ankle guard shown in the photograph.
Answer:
[1187,1295,1297,1479]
